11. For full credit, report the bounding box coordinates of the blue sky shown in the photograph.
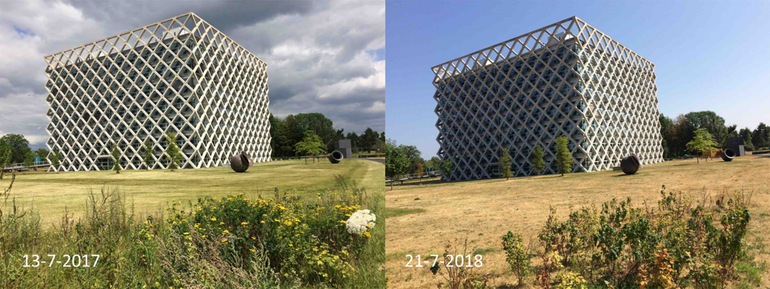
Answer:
[386,0,770,159]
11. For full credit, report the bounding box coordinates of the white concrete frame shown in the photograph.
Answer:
[432,16,663,181]
[43,12,271,172]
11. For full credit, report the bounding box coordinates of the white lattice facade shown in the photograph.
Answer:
[44,12,271,172]
[432,16,663,181]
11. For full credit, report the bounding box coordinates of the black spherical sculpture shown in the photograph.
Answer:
[620,153,642,175]
[721,148,736,162]
[328,150,343,164]
[230,151,252,172]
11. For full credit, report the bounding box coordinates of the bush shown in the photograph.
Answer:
[429,237,490,289]
[501,231,529,285]
[0,176,382,288]
[505,186,755,288]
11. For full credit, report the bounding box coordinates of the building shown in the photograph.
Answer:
[431,16,663,181]
[43,12,271,172]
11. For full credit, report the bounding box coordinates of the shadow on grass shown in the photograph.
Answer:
[612,173,640,177]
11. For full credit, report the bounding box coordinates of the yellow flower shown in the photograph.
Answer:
[223,230,230,234]
[274,219,280,222]
[221,238,228,243]
[345,214,351,217]
[335,205,341,208]
[241,221,249,226]
[260,220,265,224]
[211,217,217,221]
[363,232,371,238]
[340,220,346,224]
[219,222,224,225]
[249,249,255,252]
[183,232,190,235]
[251,236,256,240]
[202,235,207,238]
[289,244,293,247]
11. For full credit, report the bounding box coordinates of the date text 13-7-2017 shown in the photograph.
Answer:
[22,254,100,268]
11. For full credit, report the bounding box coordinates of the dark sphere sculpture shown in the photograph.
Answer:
[721,148,736,162]
[230,152,251,172]
[328,150,343,164]
[620,153,642,175]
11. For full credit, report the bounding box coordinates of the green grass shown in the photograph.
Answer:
[383,207,426,218]
[473,247,500,256]
[0,159,384,227]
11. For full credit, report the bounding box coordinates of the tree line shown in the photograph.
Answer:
[387,110,769,184]
[0,134,49,167]
[660,110,770,158]
[269,112,385,158]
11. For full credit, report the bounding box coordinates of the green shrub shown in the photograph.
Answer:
[501,231,529,285]
[505,186,755,288]
[0,176,381,288]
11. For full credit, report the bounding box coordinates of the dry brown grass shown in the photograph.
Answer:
[385,156,770,288]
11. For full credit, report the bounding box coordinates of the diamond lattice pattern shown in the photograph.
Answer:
[431,17,663,181]
[43,12,271,172]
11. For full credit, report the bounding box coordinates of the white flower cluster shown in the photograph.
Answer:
[345,209,376,234]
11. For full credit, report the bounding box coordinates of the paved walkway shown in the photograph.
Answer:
[359,157,385,164]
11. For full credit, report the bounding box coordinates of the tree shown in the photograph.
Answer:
[659,114,673,158]
[269,113,280,158]
[440,159,454,181]
[360,127,380,153]
[753,123,769,149]
[531,145,546,175]
[424,156,441,173]
[50,151,61,173]
[23,153,34,168]
[385,139,409,190]
[0,134,31,164]
[414,162,424,185]
[740,127,754,151]
[684,111,727,145]
[295,113,338,152]
[500,148,512,180]
[0,146,10,179]
[111,143,122,174]
[34,148,49,160]
[294,131,326,163]
[143,139,154,170]
[165,133,181,171]
[555,136,572,176]
[346,132,360,153]
[686,128,717,164]
[400,145,422,173]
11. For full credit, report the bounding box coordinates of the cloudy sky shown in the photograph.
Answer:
[0,0,385,147]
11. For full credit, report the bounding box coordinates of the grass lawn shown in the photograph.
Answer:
[385,156,770,288]
[0,158,384,227]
